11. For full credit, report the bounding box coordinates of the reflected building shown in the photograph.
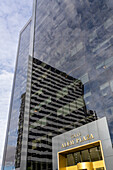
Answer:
[15,93,26,168]
[2,0,113,170]
[2,19,32,170]
[10,56,96,170]
[27,58,96,169]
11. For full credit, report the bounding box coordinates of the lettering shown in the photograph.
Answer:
[71,133,81,138]
[90,134,94,139]
[76,138,79,144]
[87,134,91,140]
[62,140,75,148]
[62,134,94,148]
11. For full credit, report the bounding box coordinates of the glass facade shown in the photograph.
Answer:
[34,0,113,143]
[27,58,96,170]
[2,0,113,170]
[3,20,31,169]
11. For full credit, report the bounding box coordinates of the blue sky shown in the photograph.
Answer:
[0,0,32,168]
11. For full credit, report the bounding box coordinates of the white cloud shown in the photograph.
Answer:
[0,0,32,72]
[0,0,32,168]
[0,70,13,168]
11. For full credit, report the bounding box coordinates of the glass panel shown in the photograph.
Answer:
[90,146,102,161]
[74,152,81,165]
[67,154,75,166]
[82,149,90,162]
[110,80,113,92]
[79,73,89,84]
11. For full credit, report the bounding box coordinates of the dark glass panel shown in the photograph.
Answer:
[67,154,75,167]
[82,149,90,162]
[27,58,97,169]
[90,146,102,162]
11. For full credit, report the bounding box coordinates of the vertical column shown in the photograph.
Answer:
[29,0,37,57]
[20,0,37,167]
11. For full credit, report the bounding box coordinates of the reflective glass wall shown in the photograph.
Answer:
[3,20,31,169]
[27,58,96,170]
[34,0,113,142]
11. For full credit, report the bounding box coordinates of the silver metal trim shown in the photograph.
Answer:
[20,0,37,168]
[29,0,37,57]
[20,18,32,35]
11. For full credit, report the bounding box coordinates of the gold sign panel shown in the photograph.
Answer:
[66,161,104,170]
[58,140,106,170]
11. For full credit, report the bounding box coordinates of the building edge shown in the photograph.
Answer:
[1,18,32,170]
[29,0,37,57]
[19,56,33,170]
[19,0,37,168]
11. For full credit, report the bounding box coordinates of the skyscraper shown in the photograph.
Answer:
[16,57,96,170]
[2,0,113,170]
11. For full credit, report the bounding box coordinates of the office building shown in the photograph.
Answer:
[2,0,113,170]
